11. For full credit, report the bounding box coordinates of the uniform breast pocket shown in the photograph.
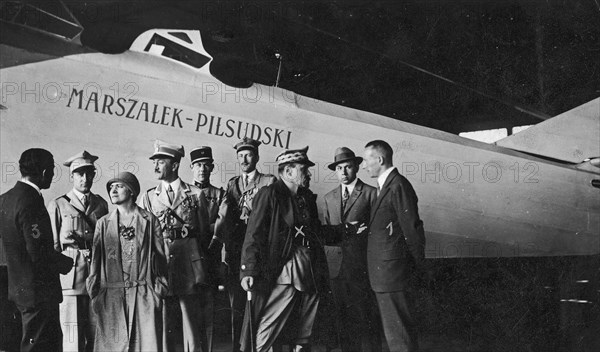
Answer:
[62,213,80,233]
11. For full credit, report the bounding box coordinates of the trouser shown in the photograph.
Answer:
[163,294,207,352]
[201,288,215,352]
[255,284,319,352]
[227,278,247,351]
[330,279,382,352]
[60,295,95,352]
[17,302,62,352]
[374,291,418,352]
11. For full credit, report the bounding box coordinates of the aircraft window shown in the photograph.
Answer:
[143,34,211,69]
[0,1,81,39]
[459,128,508,143]
[592,180,600,189]
[168,32,193,44]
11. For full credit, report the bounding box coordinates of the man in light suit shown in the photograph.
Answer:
[323,147,381,352]
[140,140,211,352]
[47,151,108,352]
[362,140,425,352]
[212,137,276,351]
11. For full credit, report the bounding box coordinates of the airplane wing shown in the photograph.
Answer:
[495,98,600,164]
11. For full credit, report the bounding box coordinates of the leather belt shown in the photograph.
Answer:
[169,228,198,240]
[103,280,146,288]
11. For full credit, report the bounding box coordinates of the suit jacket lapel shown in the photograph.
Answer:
[370,169,399,225]
[85,193,98,215]
[67,190,86,212]
[105,210,124,283]
[154,183,171,208]
[135,208,148,249]
[343,180,363,218]
[330,187,342,223]
[172,181,188,209]
[246,173,260,193]
[275,181,294,227]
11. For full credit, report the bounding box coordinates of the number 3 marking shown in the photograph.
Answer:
[31,224,41,239]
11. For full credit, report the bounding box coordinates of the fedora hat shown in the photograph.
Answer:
[327,147,363,171]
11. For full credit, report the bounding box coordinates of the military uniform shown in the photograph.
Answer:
[191,146,226,352]
[213,138,276,351]
[46,151,108,352]
[140,140,211,352]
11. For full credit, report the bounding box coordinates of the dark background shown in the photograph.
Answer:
[68,0,600,134]
[1,1,599,351]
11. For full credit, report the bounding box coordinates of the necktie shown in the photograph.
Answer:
[243,174,248,189]
[82,194,89,209]
[167,185,174,204]
[377,185,381,197]
[342,186,349,211]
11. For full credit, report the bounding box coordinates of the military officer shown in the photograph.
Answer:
[190,146,225,352]
[139,140,211,352]
[46,151,108,352]
[212,137,277,351]
[191,146,225,233]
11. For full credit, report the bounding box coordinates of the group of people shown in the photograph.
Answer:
[0,137,425,352]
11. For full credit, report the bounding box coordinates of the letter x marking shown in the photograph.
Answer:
[294,226,305,238]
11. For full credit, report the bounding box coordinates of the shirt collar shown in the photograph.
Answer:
[72,188,88,202]
[19,179,41,195]
[243,169,258,182]
[377,166,396,190]
[163,178,181,193]
[342,178,358,195]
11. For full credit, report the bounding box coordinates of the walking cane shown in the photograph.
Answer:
[247,290,256,352]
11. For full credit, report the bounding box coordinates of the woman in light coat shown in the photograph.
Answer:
[87,172,168,351]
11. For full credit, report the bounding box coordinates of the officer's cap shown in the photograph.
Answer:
[276,146,315,167]
[63,151,98,173]
[234,137,261,154]
[190,146,214,164]
[150,140,184,160]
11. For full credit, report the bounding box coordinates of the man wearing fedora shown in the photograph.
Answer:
[322,147,381,352]
[212,137,276,351]
[190,146,226,352]
[47,151,108,352]
[140,140,211,352]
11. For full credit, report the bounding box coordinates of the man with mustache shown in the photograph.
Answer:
[140,140,211,352]
[239,146,328,352]
[46,151,108,352]
[212,137,276,351]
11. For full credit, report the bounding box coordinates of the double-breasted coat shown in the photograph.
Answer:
[86,207,168,352]
[47,190,108,295]
[140,180,211,295]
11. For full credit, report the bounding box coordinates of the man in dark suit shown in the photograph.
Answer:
[0,148,73,352]
[323,147,381,352]
[362,140,425,352]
